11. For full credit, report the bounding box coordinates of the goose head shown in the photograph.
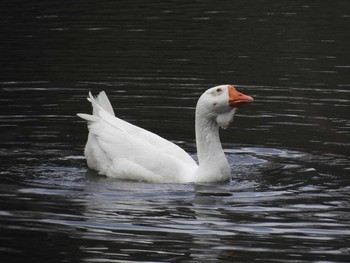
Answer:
[196,85,254,129]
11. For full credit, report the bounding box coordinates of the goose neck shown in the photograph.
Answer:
[195,112,225,164]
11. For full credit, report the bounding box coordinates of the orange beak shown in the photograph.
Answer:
[228,85,254,108]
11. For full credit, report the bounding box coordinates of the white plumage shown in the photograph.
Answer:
[78,85,253,183]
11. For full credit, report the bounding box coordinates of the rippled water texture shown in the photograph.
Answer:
[1,1,349,262]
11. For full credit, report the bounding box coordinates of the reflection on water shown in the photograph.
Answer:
[1,145,349,262]
[1,0,350,262]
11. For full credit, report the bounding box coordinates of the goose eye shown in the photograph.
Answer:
[216,88,222,93]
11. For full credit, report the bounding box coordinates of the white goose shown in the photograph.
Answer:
[77,85,253,183]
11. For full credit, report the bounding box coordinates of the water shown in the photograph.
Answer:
[1,1,349,262]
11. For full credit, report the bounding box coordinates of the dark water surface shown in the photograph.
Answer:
[1,1,349,262]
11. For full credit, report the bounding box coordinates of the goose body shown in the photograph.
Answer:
[78,85,253,183]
